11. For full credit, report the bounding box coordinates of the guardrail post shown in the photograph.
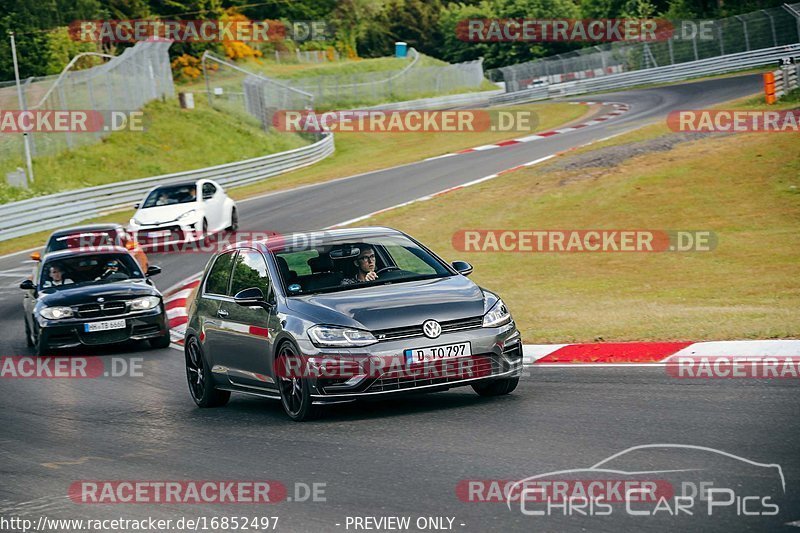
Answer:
[762,10,778,47]
[782,4,800,42]
[716,21,724,56]
[735,16,750,51]
[692,33,699,61]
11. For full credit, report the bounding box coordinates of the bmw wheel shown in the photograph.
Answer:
[185,336,230,407]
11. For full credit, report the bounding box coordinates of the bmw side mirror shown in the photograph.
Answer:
[30,251,41,262]
[234,287,271,308]
[146,265,162,277]
[452,261,473,276]
[20,279,35,290]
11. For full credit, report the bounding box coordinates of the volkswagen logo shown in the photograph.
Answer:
[422,320,442,339]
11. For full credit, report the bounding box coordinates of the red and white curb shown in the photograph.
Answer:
[161,276,800,364]
[423,102,630,158]
[162,273,202,347]
[525,340,800,366]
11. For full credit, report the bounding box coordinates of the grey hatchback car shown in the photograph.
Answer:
[184,227,523,421]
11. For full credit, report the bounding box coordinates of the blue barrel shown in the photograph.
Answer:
[395,42,408,58]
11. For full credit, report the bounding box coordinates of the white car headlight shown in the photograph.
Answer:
[308,325,377,347]
[483,298,512,327]
[131,217,142,226]
[130,296,161,311]
[177,209,198,221]
[40,306,73,320]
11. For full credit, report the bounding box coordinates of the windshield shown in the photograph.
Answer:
[40,253,144,289]
[142,184,197,208]
[45,230,121,254]
[272,234,452,295]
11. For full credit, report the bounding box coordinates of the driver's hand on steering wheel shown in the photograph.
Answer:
[364,271,378,282]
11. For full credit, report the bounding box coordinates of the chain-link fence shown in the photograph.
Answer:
[202,52,315,131]
[493,4,800,91]
[0,41,174,170]
[203,48,487,128]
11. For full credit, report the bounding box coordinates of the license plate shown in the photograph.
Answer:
[146,230,171,238]
[405,342,471,365]
[84,319,126,332]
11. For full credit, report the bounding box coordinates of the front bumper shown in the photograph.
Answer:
[37,308,168,350]
[129,222,201,250]
[296,321,523,403]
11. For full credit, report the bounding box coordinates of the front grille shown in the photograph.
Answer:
[373,316,483,341]
[75,301,128,318]
[365,355,500,393]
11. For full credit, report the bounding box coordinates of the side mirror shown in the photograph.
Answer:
[30,251,41,262]
[146,265,162,277]
[234,287,271,308]
[133,202,140,209]
[20,279,35,290]
[452,261,473,276]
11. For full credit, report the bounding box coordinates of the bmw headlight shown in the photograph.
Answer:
[308,325,377,347]
[177,209,198,221]
[483,298,512,327]
[39,306,73,320]
[130,296,160,311]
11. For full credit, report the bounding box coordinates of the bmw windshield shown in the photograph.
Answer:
[272,234,453,296]
[39,253,144,290]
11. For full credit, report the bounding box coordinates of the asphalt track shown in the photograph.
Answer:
[3,74,799,532]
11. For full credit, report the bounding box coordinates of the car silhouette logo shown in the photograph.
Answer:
[97,297,105,303]
[423,320,442,339]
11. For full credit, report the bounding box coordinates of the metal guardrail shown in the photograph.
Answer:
[545,44,800,98]
[0,134,333,242]
[361,89,504,110]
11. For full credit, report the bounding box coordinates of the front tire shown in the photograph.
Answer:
[24,318,34,348]
[149,333,171,349]
[472,376,519,397]
[276,342,321,422]
[227,208,238,232]
[185,336,230,408]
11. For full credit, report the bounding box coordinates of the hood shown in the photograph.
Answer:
[285,275,486,331]
[38,280,159,307]
[134,203,197,225]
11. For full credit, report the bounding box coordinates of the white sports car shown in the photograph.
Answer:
[128,179,238,248]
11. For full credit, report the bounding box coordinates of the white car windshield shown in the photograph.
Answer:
[142,185,197,208]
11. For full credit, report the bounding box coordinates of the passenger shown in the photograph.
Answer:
[341,246,378,285]
[44,265,73,287]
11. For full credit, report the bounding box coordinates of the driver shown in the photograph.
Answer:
[95,259,126,281]
[341,246,378,285]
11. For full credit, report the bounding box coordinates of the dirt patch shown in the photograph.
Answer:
[549,132,718,172]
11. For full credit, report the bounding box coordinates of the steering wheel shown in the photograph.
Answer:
[375,266,401,275]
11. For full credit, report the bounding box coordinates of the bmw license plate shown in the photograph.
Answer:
[84,319,126,332]
[405,342,471,365]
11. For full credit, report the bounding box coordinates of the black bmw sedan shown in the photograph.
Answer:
[185,227,523,421]
[21,247,170,355]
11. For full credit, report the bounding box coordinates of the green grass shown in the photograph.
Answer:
[0,96,309,205]
[364,122,800,342]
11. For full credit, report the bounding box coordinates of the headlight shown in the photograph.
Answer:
[308,325,377,347]
[483,298,512,327]
[39,306,73,320]
[177,209,197,221]
[130,296,160,311]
